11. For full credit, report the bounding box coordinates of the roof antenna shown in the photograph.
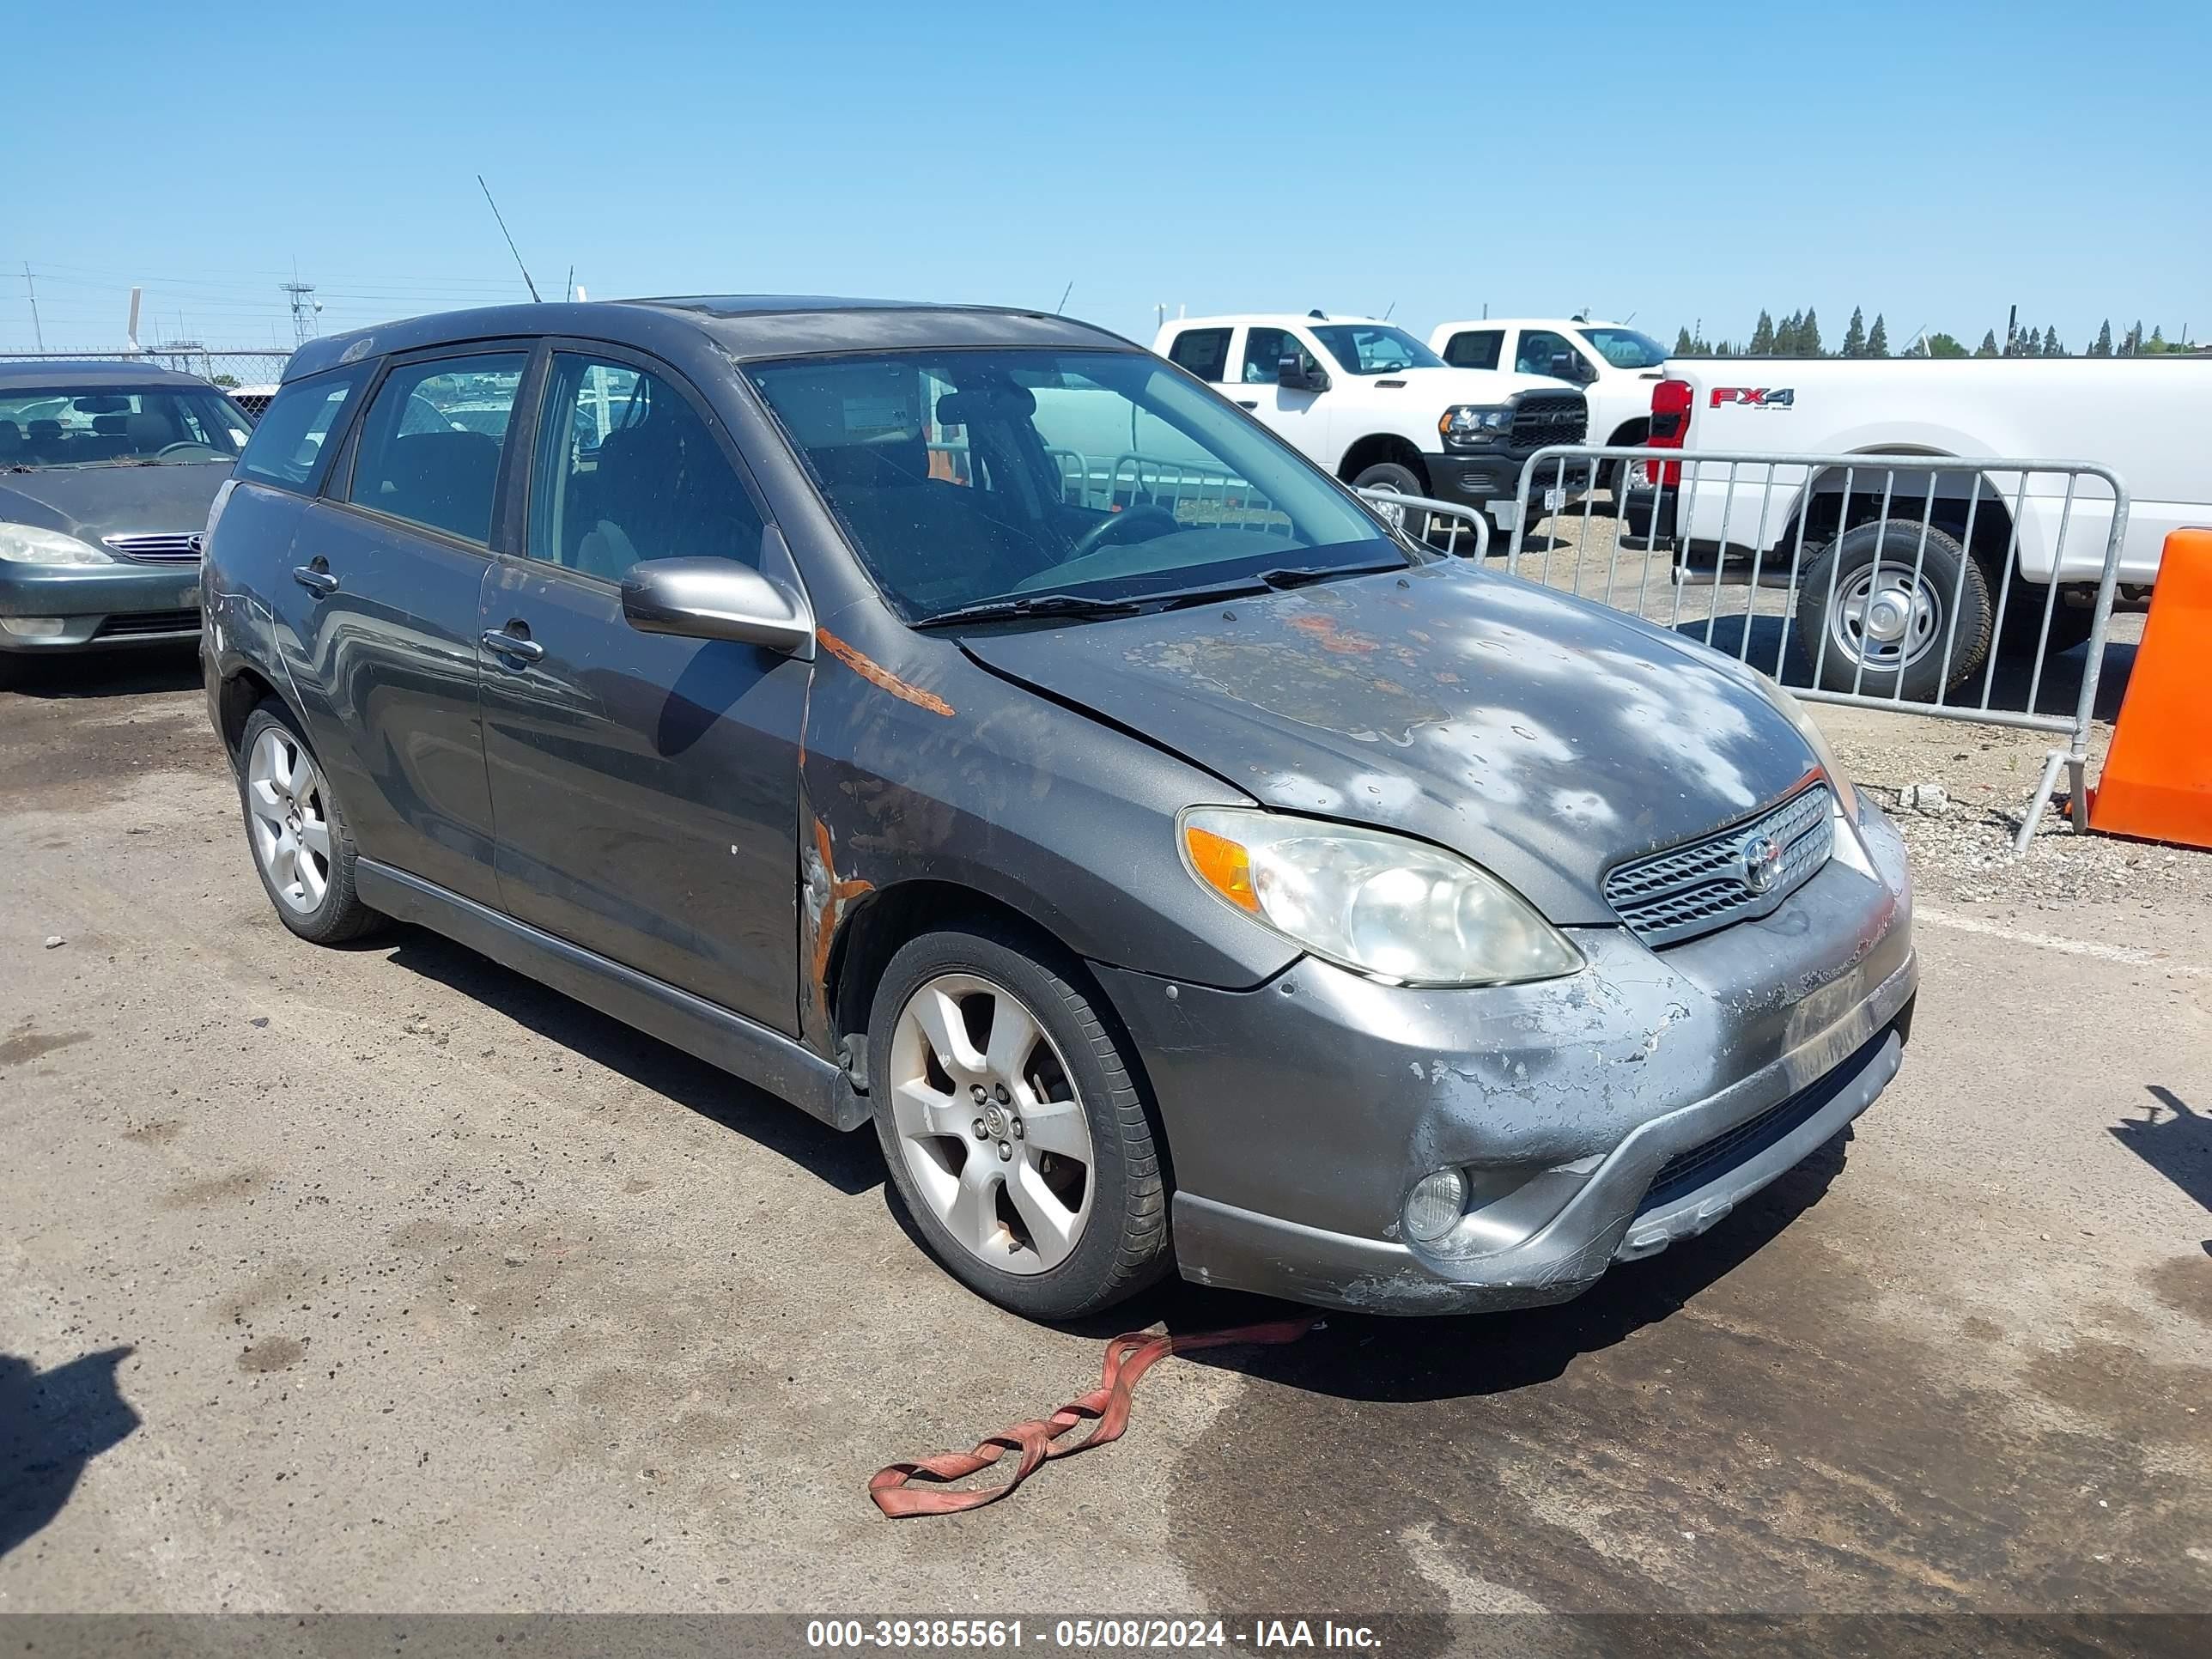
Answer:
[564,264,574,304]
[477,174,542,302]
[1054,279,1074,314]
[1381,300,1396,320]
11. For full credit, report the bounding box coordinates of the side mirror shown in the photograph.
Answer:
[1548,352,1585,381]
[1278,354,1329,392]
[622,558,815,658]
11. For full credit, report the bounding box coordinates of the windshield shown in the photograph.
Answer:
[748,348,1404,623]
[0,385,253,469]
[1577,328,1669,369]
[1308,325,1444,375]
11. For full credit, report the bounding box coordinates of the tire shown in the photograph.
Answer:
[1794,519,1992,701]
[1350,461,1441,548]
[236,701,381,945]
[867,920,1170,1321]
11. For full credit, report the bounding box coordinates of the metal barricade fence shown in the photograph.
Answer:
[1505,446,2131,849]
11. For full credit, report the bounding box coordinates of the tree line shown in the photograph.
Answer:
[1672,309,2197,359]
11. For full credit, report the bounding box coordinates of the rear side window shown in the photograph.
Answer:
[1442,330,1502,370]
[343,354,527,545]
[236,367,368,491]
[1165,328,1231,383]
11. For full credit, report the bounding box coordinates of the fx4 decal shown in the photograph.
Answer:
[1711,386,1796,409]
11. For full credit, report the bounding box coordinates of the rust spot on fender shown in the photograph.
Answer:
[806,813,877,1024]
[817,629,955,718]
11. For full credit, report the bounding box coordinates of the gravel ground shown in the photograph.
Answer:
[2,643,2207,1630]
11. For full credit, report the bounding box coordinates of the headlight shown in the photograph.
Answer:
[0,524,113,565]
[1180,806,1583,988]
[1759,674,1859,818]
[1439,404,1513,447]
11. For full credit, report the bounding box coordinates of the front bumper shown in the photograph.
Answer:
[1096,799,1916,1315]
[1423,449,1596,525]
[0,560,202,653]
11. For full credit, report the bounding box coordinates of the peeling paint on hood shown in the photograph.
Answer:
[957,562,1819,925]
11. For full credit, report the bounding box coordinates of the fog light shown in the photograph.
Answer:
[0,616,66,639]
[1403,1169,1468,1243]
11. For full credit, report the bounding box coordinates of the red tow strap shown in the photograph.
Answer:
[869,1316,1322,1517]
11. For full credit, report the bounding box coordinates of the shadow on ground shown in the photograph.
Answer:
[2112,1085,2212,1217]
[0,645,201,702]
[0,1347,139,1559]
[380,926,886,1197]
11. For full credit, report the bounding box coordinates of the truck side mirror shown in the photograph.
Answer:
[1549,352,1585,382]
[1279,355,1329,393]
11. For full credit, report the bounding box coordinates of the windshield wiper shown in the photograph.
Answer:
[1254,562,1403,590]
[913,592,1146,629]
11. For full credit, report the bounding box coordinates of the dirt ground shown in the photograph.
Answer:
[3,635,2208,1632]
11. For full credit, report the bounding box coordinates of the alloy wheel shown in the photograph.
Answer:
[246,726,334,915]
[888,972,1095,1274]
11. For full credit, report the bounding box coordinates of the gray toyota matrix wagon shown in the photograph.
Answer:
[201,297,1916,1321]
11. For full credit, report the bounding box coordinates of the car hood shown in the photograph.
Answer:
[957,562,1820,925]
[0,463,230,544]
[1353,366,1577,406]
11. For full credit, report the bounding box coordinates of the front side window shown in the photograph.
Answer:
[1309,325,1443,375]
[528,355,763,582]
[1516,329,1582,379]
[1579,326,1669,369]
[343,353,527,545]
[236,367,368,491]
[748,348,1404,623]
[1442,330,1503,371]
[1241,327,1319,384]
[1164,328,1231,383]
[0,385,253,470]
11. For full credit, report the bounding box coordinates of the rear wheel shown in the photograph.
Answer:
[237,702,381,945]
[867,921,1169,1320]
[1795,519,1991,701]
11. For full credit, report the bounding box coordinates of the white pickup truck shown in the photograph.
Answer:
[1623,357,2211,697]
[1427,317,1669,499]
[1152,313,1589,532]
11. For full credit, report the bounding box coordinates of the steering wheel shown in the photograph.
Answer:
[155,441,222,459]
[1067,503,1181,564]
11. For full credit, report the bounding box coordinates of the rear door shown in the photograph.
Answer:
[281,347,528,904]
[478,346,807,1030]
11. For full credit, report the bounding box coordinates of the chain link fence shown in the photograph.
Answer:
[0,347,295,406]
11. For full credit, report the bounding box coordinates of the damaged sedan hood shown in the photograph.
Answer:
[957,561,1820,925]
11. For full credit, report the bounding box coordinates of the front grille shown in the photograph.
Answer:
[1510,392,1588,452]
[1604,783,1833,948]
[1638,1023,1893,1216]
[94,609,200,638]
[102,532,203,564]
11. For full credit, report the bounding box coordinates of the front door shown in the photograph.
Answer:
[1231,325,1332,460]
[478,349,807,1031]
[280,348,529,906]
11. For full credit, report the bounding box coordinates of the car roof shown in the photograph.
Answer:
[282,296,1138,384]
[0,358,220,392]
[1166,314,1390,331]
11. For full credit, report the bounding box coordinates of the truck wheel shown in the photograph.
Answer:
[1795,519,1990,701]
[1350,461,1436,544]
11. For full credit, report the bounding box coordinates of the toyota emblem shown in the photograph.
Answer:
[1738,832,1785,894]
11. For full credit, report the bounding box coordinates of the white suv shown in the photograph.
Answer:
[1153,313,1589,530]
[1427,318,1671,501]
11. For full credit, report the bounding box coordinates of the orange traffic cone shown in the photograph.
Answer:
[2087,528,2212,848]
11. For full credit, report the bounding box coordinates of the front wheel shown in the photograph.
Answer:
[867,922,1170,1320]
[1795,519,1992,701]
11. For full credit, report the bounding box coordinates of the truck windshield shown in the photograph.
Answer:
[1577,328,1669,369]
[748,348,1405,624]
[0,386,253,468]
[1309,325,1443,375]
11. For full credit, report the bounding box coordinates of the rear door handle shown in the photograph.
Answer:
[480,627,544,664]
[292,563,338,597]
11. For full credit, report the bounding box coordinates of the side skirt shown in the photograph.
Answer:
[356,860,868,1132]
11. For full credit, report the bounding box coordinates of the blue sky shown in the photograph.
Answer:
[6,1,2206,356]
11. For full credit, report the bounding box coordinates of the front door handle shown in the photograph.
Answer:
[480,626,545,664]
[1236,399,1259,409]
[292,562,339,597]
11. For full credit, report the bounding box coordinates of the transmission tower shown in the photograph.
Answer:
[282,281,319,343]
